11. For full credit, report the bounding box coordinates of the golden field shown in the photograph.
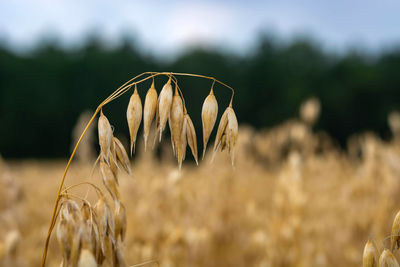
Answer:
[2,117,400,267]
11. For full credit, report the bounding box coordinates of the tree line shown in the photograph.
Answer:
[1,35,400,158]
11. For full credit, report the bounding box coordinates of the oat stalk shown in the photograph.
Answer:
[41,71,235,267]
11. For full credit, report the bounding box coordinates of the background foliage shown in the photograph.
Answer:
[1,34,400,158]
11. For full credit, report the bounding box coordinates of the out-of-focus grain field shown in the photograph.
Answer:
[2,110,400,267]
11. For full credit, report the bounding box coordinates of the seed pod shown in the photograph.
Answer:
[56,218,69,264]
[212,106,238,166]
[212,107,229,160]
[113,137,132,176]
[143,81,158,151]
[169,87,184,155]
[109,141,119,178]
[156,78,173,142]
[114,202,127,242]
[185,113,198,165]
[98,111,113,161]
[113,240,127,267]
[226,107,238,166]
[95,196,114,251]
[379,249,399,267]
[201,89,218,159]
[391,211,400,251]
[126,85,142,155]
[178,117,187,169]
[100,160,119,203]
[363,239,378,267]
[78,249,97,267]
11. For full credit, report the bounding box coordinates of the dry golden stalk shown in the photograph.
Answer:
[78,249,97,267]
[126,85,142,155]
[363,239,378,267]
[201,88,218,159]
[114,202,127,242]
[391,211,400,251]
[113,137,132,176]
[98,111,113,162]
[379,249,399,267]
[169,86,184,155]
[99,160,120,203]
[156,77,173,142]
[212,105,238,166]
[185,113,198,165]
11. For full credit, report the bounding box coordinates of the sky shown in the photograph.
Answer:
[1,0,400,56]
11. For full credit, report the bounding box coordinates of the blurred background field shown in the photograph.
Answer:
[1,0,400,266]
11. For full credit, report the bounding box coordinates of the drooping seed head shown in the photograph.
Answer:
[157,78,173,142]
[212,106,238,166]
[78,249,97,267]
[100,160,120,203]
[143,81,158,151]
[226,107,238,166]
[379,249,399,267]
[113,137,132,176]
[169,87,184,155]
[114,202,127,242]
[98,111,113,162]
[178,116,187,169]
[391,211,400,252]
[201,89,218,159]
[363,239,378,267]
[113,239,127,267]
[211,107,229,161]
[185,113,198,165]
[126,85,142,155]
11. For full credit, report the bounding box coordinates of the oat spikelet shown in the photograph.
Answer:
[363,239,378,267]
[178,116,187,169]
[226,107,238,166]
[114,202,127,242]
[212,106,238,166]
[98,110,113,161]
[143,81,158,151]
[379,249,399,267]
[156,77,173,142]
[78,249,97,267]
[201,88,218,159]
[100,160,120,203]
[126,84,142,155]
[391,211,400,251]
[185,113,198,165]
[95,196,115,256]
[113,137,132,176]
[169,86,184,155]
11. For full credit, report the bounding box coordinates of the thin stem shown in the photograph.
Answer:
[169,72,235,105]
[170,76,186,110]
[130,259,159,267]
[41,107,100,267]
[61,182,103,198]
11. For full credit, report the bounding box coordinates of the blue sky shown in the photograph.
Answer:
[1,0,400,55]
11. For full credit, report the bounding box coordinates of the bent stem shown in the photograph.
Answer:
[41,71,235,267]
